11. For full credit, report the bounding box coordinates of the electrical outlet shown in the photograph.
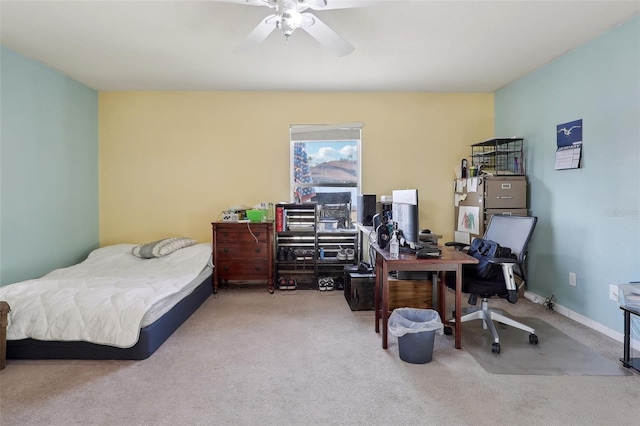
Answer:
[569,272,577,287]
[609,284,619,301]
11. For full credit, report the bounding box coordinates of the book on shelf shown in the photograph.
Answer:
[276,205,284,232]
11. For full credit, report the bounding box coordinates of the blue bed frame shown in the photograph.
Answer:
[6,275,213,360]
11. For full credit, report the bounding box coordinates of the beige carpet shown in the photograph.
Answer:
[1,287,639,426]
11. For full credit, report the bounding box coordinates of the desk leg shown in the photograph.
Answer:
[437,272,446,327]
[381,260,389,349]
[623,310,631,364]
[374,253,382,334]
[454,264,463,349]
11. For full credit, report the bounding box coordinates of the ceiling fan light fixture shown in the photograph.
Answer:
[234,0,357,56]
[277,9,304,38]
[299,0,327,10]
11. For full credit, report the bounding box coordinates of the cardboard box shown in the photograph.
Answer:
[388,277,433,310]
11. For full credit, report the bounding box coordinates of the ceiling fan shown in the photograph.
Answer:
[217,0,377,56]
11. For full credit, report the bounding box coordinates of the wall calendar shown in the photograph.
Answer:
[555,119,582,170]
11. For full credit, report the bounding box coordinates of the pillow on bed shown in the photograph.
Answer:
[131,237,197,259]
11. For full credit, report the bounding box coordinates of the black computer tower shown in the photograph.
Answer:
[357,194,377,226]
[344,268,375,311]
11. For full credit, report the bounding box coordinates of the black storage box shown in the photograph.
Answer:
[344,266,375,311]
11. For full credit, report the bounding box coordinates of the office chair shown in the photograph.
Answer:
[446,215,539,354]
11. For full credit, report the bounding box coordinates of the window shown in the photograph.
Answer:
[290,123,362,229]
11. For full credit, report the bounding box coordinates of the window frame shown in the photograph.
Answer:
[290,123,363,227]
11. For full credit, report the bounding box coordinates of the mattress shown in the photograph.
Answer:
[140,261,213,327]
[6,274,212,360]
[1,242,213,350]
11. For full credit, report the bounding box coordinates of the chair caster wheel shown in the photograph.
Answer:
[443,326,453,335]
[491,342,501,354]
[529,334,538,345]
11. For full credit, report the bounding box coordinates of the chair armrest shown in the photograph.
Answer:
[489,258,517,264]
[444,242,468,251]
[495,262,519,303]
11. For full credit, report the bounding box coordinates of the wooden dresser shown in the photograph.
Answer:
[211,222,274,293]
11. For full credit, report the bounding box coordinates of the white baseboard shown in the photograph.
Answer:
[524,290,640,351]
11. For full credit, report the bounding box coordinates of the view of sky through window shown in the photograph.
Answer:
[304,141,358,167]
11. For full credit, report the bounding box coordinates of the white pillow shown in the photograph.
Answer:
[131,237,197,259]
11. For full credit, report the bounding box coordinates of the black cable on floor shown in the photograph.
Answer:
[543,293,556,313]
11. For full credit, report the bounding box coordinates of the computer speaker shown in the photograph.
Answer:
[357,194,377,226]
[376,224,390,249]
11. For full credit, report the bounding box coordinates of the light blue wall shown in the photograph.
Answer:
[0,47,99,286]
[495,16,640,333]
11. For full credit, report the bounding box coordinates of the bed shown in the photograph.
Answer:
[0,239,213,360]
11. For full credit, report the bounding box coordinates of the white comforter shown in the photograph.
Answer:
[0,243,212,348]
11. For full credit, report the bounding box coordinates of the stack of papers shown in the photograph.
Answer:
[618,283,640,310]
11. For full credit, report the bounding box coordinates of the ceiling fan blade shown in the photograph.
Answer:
[300,13,354,56]
[213,0,277,7]
[309,0,384,11]
[246,0,278,8]
[234,15,278,53]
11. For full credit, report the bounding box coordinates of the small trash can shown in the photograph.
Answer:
[388,308,444,364]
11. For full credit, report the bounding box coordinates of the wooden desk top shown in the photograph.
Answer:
[372,245,478,269]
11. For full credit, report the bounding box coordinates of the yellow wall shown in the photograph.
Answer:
[99,92,494,245]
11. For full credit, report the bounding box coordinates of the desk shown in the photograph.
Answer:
[373,245,478,350]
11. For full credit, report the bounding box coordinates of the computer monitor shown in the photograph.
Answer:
[392,189,419,245]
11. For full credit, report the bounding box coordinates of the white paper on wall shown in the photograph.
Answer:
[457,206,480,235]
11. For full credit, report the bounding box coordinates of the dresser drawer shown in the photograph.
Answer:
[217,260,270,279]
[215,225,270,243]
[216,242,269,260]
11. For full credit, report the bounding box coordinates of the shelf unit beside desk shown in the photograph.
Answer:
[620,304,640,373]
[617,283,640,373]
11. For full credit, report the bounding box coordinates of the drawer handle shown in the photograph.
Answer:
[497,196,513,199]
[501,183,512,190]
[223,266,229,272]
[223,232,229,237]
[255,266,262,271]
[255,232,261,237]
[223,248,230,254]
[255,247,261,253]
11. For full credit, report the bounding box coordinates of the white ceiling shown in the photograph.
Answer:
[1,0,638,92]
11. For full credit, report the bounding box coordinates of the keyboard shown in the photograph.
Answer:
[398,243,424,255]
[398,243,442,257]
[416,246,442,258]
